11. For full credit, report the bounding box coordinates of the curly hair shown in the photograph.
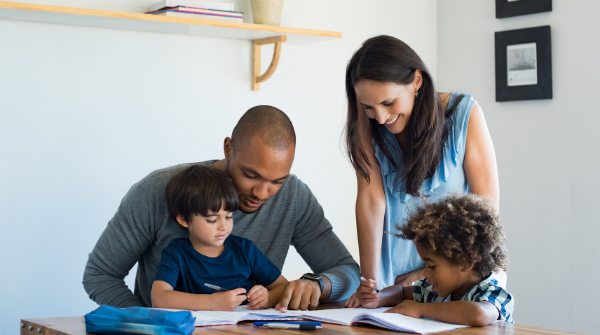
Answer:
[396,193,508,279]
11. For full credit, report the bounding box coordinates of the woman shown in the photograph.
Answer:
[343,35,503,308]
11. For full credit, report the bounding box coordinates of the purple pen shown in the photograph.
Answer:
[360,276,380,293]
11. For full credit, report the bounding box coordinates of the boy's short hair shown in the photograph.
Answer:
[397,193,508,278]
[166,165,239,223]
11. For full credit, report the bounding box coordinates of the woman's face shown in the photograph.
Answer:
[354,73,421,136]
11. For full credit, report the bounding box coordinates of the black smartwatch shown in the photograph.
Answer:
[300,273,324,293]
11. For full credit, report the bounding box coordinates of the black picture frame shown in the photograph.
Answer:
[495,25,552,102]
[496,0,552,19]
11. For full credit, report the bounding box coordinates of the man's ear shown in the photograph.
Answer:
[176,215,189,228]
[223,137,233,161]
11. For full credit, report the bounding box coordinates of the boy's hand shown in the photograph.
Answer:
[356,279,380,308]
[211,288,247,311]
[247,285,269,310]
[385,300,422,318]
[344,292,360,308]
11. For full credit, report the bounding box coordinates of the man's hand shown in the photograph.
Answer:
[247,285,269,310]
[394,268,425,287]
[210,288,247,311]
[384,300,422,318]
[275,279,320,311]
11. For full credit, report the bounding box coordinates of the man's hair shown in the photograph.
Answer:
[396,193,508,279]
[231,105,296,153]
[165,165,239,223]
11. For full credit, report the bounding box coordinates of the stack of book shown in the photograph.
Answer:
[146,1,243,23]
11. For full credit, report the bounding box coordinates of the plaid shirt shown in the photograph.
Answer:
[413,274,515,323]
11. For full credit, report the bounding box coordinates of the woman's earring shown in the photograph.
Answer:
[415,90,419,98]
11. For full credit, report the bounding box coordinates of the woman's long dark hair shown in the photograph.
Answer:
[344,35,463,196]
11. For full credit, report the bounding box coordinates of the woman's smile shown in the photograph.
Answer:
[384,114,400,127]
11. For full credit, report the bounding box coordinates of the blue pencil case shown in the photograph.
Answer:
[85,305,196,335]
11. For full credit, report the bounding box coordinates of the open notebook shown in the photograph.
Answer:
[299,308,468,334]
[189,306,302,326]
[187,307,468,333]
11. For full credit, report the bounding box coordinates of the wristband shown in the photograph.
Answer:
[300,273,324,293]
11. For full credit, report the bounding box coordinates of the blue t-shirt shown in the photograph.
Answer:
[153,235,281,294]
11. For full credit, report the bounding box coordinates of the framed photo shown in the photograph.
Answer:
[495,26,552,102]
[496,0,552,19]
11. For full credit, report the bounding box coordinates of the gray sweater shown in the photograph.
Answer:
[83,162,360,307]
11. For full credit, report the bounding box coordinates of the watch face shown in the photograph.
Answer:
[303,273,321,280]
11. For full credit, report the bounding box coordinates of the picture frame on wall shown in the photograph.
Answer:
[495,25,552,102]
[496,0,552,19]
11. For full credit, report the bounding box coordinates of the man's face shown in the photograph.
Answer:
[225,136,295,214]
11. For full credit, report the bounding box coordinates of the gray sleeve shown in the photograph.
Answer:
[291,182,360,302]
[82,176,156,307]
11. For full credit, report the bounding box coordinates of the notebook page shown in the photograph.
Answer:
[191,307,302,326]
[232,306,303,322]
[231,306,299,315]
[191,311,239,326]
[354,312,468,333]
[298,308,389,325]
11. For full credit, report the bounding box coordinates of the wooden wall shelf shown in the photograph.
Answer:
[0,1,342,90]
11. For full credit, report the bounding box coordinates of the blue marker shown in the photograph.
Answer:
[253,321,322,326]
[259,323,323,330]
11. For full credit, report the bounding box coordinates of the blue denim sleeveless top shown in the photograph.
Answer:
[373,93,476,289]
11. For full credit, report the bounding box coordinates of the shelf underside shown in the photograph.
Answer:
[0,1,341,43]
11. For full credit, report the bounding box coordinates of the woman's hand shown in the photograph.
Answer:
[384,300,422,318]
[247,285,269,310]
[344,279,381,308]
[394,268,425,287]
[210,288,247,311]
[356,279,380,308]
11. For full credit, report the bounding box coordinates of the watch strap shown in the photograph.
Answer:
[301,273,324,293]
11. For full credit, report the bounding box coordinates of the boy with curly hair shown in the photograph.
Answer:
[356,193,514,326]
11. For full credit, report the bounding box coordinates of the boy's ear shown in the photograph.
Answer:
[461,262,476,273]
[176,215,189,228]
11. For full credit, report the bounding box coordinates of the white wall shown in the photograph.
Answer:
[437,1,600,334]
[0,0,437,333]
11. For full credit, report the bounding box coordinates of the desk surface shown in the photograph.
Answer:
[18,315,580,335]
[20,303,580,335]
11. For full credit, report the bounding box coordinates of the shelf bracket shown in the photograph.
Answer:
[252,35,287,91]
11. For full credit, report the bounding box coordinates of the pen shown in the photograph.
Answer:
[205,283,249,304]
[360,277,380,293]
[253,321,322,326]
[204,283,231,292]
[261,323,323,330]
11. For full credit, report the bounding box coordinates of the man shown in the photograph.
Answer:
[83,105,360,310]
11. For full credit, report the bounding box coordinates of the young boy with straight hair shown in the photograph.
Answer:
[151,164,288,311]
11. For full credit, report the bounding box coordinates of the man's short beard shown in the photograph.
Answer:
[238,204,259,214]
